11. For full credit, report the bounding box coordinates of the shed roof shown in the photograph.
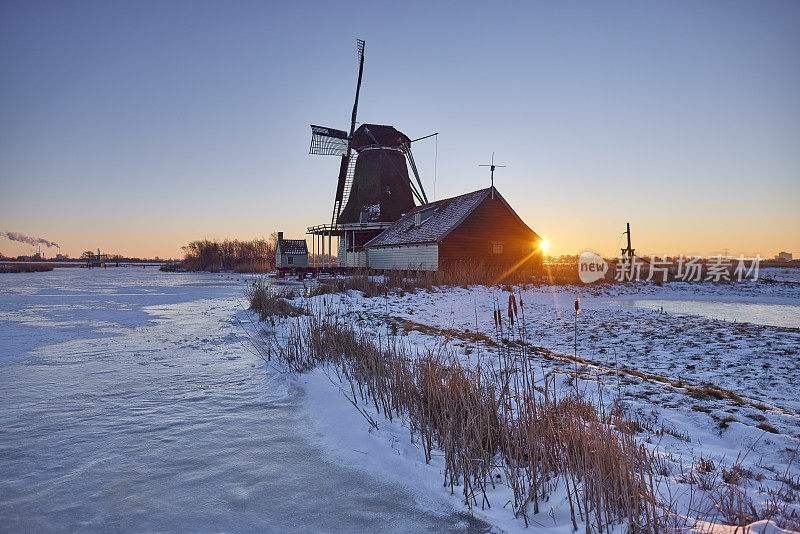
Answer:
[365,187,532,248]
[278,239,308,255]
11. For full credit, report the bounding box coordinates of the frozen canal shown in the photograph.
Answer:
[0,268,489,533]
[611,298,800,328]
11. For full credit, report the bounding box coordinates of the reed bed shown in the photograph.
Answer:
[307,273,385,298]
[307,261,538,300]
[246,288,800,531]
[247,284,306,320]
[430,260,536,287]
[255,298,666,533]
[0,263,55,273]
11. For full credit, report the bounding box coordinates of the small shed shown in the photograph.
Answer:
[364,187,543,271]
[275,232,308,269]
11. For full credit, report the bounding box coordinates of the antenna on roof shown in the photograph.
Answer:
[479,152,506,199]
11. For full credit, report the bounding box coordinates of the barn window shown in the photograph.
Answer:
[288,256,294,265]
[492,242,504,254]
[414,206,437,226]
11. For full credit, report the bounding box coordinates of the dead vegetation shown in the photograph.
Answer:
[244,287,800,532]
[254,305,667,532]
[678,452,800,532]
[757,422,780,434]
[0,263,55,273]
[309,260,541,298]
[382,315,793,430]
[247,284,306,320]
[307,274,385,298]
[173,237,277,272]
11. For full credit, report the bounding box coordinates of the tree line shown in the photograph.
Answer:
[174,234,279,272]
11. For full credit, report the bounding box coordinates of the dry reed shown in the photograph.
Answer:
[245,290,799,532]
[248,284,306,320]
[256,300,665,532]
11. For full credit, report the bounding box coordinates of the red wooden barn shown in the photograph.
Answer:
[364,187,543,271]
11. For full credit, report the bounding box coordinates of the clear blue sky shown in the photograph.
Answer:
[1,0,798,258]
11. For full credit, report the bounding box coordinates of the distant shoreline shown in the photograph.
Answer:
[0,261,167,265]
[0,261,168,272]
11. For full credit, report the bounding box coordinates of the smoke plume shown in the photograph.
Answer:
[1,231,59,248]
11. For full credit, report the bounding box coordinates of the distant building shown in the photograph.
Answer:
[775,251,793,261]
[275,232,308,269]
[85,249,108,268]
[56,254,67,260]
[364,187,543,272]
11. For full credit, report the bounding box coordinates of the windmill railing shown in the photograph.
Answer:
[306,224,341,236]
[306,221,393,269]
[306,222,392,236]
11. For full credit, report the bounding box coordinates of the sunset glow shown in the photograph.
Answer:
[1,2,798,259]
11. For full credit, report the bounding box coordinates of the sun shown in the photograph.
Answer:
[539,240,549,251]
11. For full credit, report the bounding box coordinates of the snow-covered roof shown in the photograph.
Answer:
[278,239,308,255]
[365,188,525,248]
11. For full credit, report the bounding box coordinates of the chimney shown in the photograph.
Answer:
[277,232,283,242]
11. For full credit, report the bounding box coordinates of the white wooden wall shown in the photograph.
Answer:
[366,244,439,271]
[337,239,368,268]
[276,253,308,268]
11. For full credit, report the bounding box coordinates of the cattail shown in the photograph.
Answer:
[256,298,663,532]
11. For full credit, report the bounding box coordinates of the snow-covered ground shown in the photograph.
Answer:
[0,267,490,532]
[271,268,800,533]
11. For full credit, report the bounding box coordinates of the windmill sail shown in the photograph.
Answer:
[309,125,348,156]
[333,152,357,220]
[332,39,366,224]
[349,39,365,138]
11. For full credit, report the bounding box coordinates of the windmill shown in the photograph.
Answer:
[309,39,431,226]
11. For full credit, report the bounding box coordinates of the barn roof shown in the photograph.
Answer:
[365,187,532,248]
[278,239,308,255]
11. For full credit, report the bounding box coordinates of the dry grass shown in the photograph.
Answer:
[234,261,271,273]
[248,284,306,320]
[308,273,384,298]
[717,415,738,430]
[757,422,779,434]
[309,260,541,299]
[0,263,55,273]
[256,304,666,532]
[244,288,800,532]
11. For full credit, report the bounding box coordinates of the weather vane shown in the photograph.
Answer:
[479,152,506,199]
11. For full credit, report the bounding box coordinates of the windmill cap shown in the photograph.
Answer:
[352,124,410,151]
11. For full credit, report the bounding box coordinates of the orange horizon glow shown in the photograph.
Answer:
[1,217,797,262]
